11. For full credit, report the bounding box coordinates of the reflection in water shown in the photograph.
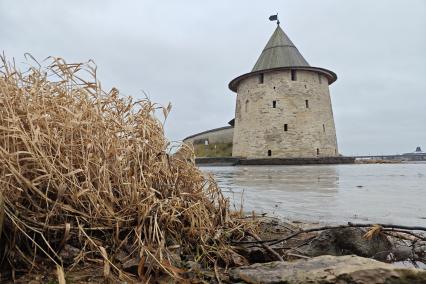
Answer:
[201,163,426,226]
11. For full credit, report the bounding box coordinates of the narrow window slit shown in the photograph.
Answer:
[284,124,288,131]
[259,73,264,84]
[291,70,297,81]
[267,150,272,156]
[305,100,309,108]
[272,100,277,108]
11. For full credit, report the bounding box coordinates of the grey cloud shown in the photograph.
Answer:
[1,0,425,155]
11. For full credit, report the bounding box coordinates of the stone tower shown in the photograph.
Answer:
[229,24,339,158]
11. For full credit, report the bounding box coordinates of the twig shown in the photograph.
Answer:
[286,253,310,259]
[246,231,283,261]
[245,225,348,246]
[214,260,223,284]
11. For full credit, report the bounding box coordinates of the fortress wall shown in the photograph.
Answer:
[232,69,338,158]
[183,126,234,145]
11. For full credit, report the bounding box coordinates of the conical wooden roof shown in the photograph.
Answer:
[252,25,309,72]
[229,25,337,92]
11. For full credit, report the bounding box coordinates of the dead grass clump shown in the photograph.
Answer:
[0,56,240,281]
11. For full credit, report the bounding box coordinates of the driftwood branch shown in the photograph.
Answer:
[269,223,426,246]
[382,228,426,241]
[347,222,426,232]
[234,223,426,246]
[246,231,283,261]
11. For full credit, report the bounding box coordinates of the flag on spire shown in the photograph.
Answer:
[269,14,280,25]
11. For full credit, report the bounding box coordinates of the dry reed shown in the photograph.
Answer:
[0,55,244,281]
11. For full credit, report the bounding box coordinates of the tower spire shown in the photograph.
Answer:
[251,24,310,72]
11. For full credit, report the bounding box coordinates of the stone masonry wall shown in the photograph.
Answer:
[232,70,339,158]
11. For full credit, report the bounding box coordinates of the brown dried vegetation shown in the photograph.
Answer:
[0,56,246,282]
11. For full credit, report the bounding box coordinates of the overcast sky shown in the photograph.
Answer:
[1,0,425,155]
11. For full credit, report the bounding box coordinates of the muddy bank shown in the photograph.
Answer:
[223,217,426,283]
[3,217,425,283]
[234,217,426,263]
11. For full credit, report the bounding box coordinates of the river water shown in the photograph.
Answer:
[201,163,426,226]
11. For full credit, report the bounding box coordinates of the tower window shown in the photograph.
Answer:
[272,100,277,108]
[267,150,272,156]
[316,148,320,155]
[259,73,264,84]
[245,100,249,112]
[323,124,325,132]
[284,124,288,131]
[305,100,309,108]
[318,74,322,84]
[291,70,297,81]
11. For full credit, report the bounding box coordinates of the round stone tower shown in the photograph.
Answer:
[229,24,339,158]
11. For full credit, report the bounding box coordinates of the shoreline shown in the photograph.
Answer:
[195,156,355,166]
[195,157,426,167]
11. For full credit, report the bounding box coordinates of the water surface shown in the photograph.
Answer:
[201,163,426,226]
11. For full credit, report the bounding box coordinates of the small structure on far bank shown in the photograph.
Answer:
[402,146,426,160]
[183,124,233,158]
[355,146,426,162]
[184,18,341,161]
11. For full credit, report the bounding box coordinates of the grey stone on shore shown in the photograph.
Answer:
[303,227,393,260]
[229,255,426,284]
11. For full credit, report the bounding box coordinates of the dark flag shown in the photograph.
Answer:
[269,14,280,25]
[269,14,278,21]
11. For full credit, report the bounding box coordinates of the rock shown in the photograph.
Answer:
[58,244,81,264]
[303,227,393,260]
[414,242,426,256]
[393,244,413,261]
[229,255,426,284]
